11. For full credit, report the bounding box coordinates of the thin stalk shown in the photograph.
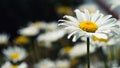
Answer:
[87,37,90,68]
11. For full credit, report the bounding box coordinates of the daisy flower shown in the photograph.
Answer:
[55,59,70,68]
[0,33,9,45]
[34,59,56,68]
[59,46,72,55]
[77,3,99,14]
[28,21,47,30]
[90,35,120,47]
[45,21,58,31]
[3,46,27,62]
[14,36,29,45]
[56,5,73,15]
[69,42,96,58]
[37,29,66,47]
[1,62,28,68]
[18,26,39,36]
[108,0,120,10]
[58,9,119,42]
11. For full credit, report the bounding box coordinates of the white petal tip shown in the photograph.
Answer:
[74,9,80,12]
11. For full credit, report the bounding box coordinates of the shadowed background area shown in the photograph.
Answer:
[0,0,83,37]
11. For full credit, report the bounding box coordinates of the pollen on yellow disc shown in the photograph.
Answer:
[79,21,98,33]
[14,36,29,44]
[92,36,108,42]
[11,65,18,68]
[10,53,20,60]
[64,46,72,53]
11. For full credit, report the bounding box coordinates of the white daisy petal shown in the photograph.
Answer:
[94,33,108,39]
[58,20,78,26]
[97,15,112,26]
[68,30,80,39]
[84,9,90,21]
[91,10,102,22]
[74,9,86,21]
[63,15,79,23]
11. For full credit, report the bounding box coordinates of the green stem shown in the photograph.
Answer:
[100,47,108,68]
[87,37,90,68]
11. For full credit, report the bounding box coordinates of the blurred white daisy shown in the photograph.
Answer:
[69,43,96,58]
[0,34,9,45]
[109,0,120,10]
[3,46,27,62]
[58,9,119,42]
[77,3,99,14]
[45,21,58,31]
[37,29,66,47]
[90,35,120,47]
[18,26,39,36]
[34,59,56,68]
[1,62,28,68]
[28,21,47,30]
[59,46,72,55]
[55,59,70,68]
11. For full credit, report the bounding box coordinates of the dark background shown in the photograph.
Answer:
[0,0,83,37]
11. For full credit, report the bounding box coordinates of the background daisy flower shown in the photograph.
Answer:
[34,59,56,68]
[0,34,9,45]
[55,59,70,68]
[18,26,39,37]
[1,62,28,68]
[69,42,96,58]
[58,9,119,42]
[3,46,27,62]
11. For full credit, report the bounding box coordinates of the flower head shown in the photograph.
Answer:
[0,34,9,45]
[69,43,96,58]
[3,46,27,62]
[34,59,55,68]
[18,26,39,36]
[37,29,66,47]
[1,62,28,68]
[59,46,72,55]
[14,36,29,45]
[58,9,119,42]
[56,59,70,68]
[77,3,99,14]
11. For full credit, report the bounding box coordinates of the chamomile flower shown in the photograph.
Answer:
[58,9,119,42]
[18,26,39,36]
[59,46,72,55]
[109,0,120,10]
[56,59,70,68]
[14,36,29,45]
[77,3,99,14]
[28,21,47,30]
[56,5,73,15]
[1,62,28,68]
[90,35,120,47]
[69,43,96,58]
[37,29,66,47]
[34,59,56,68]
[45,21,58,31]
[0,34,9,45]
[3,46,27,62]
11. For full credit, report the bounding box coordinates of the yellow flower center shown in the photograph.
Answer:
[64,46,72,53]
[11,65,18,68]
[79,21,98,33]
[92,36,108,42]
[10,53,20,60]
[57,6,73,15]
[14,36,29,44]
